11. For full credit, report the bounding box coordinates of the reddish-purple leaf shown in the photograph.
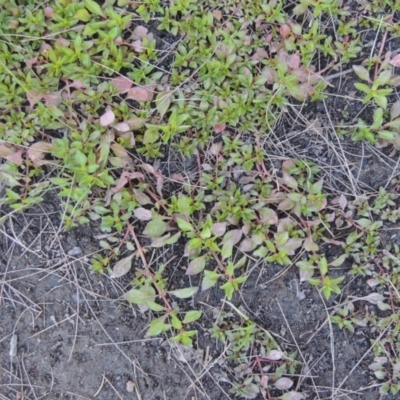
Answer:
[27,142,53,166]
[132,39,144,53]
[111,76,133,94]
[265,350,283,361]
[114,122,130,132]
[222,229,242,246]
[26,90,43,110]
[288,54,300,70]
[214,123,226,133]
[390,54,400,67]
[274,377,293,390]
[109,255,133,278]
[43,92,61,107]
[0,145,23,166]
[134,207,152,221]
[125,117,147,130]
[280,238,303,255]
[211,222,226,237]
[239,238,256,252]
[186,256,206,275]
[339,194,347,210]
[127,87,150,102]
[133,25,148,38]
[100,109,115,126]
[259,208,278,225]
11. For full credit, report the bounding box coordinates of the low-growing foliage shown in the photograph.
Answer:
[1,0,400,397]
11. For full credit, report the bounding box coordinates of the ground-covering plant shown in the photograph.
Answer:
[1,0,400,397]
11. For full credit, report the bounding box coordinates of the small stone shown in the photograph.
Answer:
[126,380,135,392]
[68,246,82,256]
[9,334,18,357]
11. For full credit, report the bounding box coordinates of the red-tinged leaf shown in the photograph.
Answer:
[277,198,295,211]
[134,207,152,221]
[288,54,300,70]
[214,123,226,133]
[0,145,23,166]
[280,24,291,38]
[26,90,43,110]
[111,76,133,93]
[390,54,400,67]
[26,57,38,67]
[274,377,293,390]
[239,238,256,252]
[281,238,303,255]
[132,39,145,53]
[265,350,283,361]
[100,109,115,126]
[304,236,318,252]
[109,254,133,278]
[339,194,347,210]
[133,188,152,205]
[114,122,130,132]
[222,229,243,246]
[110,143,129,158]
[258,208,278,225]
[260,375,269,388]
[125,117,147,130]
[27,142,53,166]
[106,171,145,204]
[127,86,150,102]
[156,174,163,197]
[143,82,157,101]
[186,256,206,275]
[281,172,298,189]
[211,222,226,237]
[133,25,148,38]
[43,92,61,107]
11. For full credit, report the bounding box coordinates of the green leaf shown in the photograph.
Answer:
[352,65,370,82]
[83,0,106,17]
[143,218,167,237]
[169,286,198,299]
[329,254,347,267]
[109,254,133,278]
[171,314,182,330]
[186,256,206,275]
[202,270,220,291]
[371,107,383,129]
[75,8,91,22]
[155,89,171,118]
[374,70,391,87]
[220,281,234,300]
[354,82,370,93]
[147,318,170,336]
[374,94,388,109]
[176,217,194,232]
[124,287,154,305]
[319,257,328,276]
[182,310,202,324]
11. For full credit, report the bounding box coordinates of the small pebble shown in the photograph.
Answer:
[9,334,18,358]
[68,246,82,256]
[126,380,135,392]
